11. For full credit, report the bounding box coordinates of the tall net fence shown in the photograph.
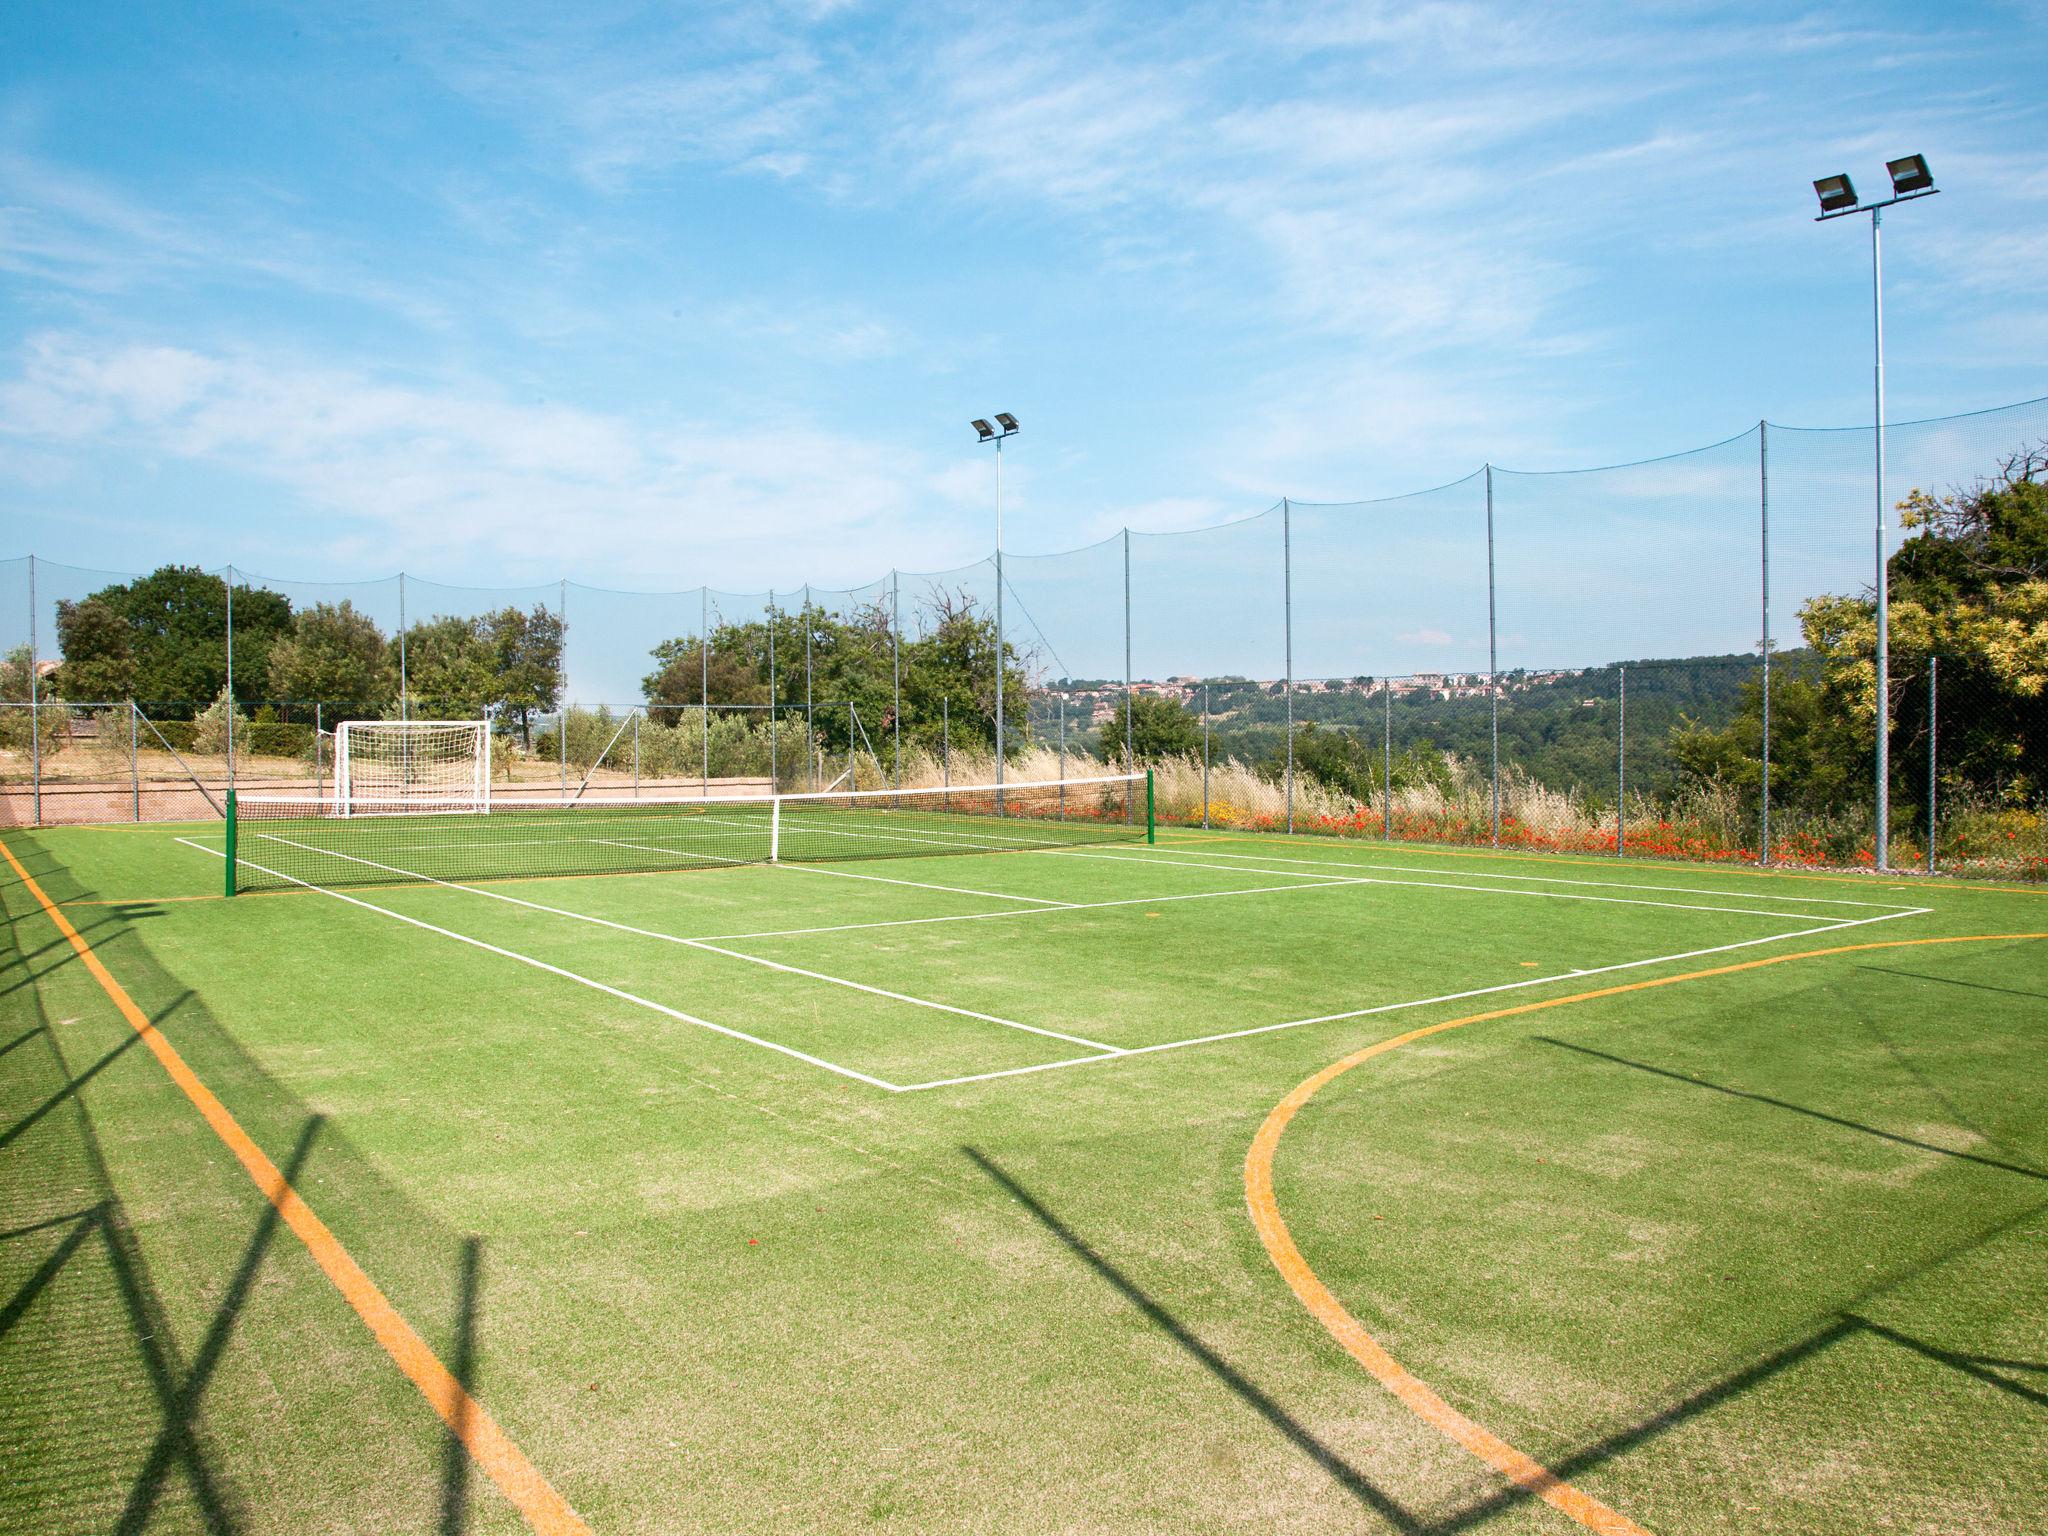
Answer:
[5,395,2045,876]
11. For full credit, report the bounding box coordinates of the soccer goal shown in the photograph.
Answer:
[334,720,491,814]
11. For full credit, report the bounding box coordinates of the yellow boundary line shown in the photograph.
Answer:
[1244,931,2046,1535]
[0,836,593,1536]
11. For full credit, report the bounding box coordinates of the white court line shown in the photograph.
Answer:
[891,905,1933,1092]
[243,833,1120,1054]
[1044,848,1866,922]
[1140,842,1921,910]
[595,837,750,866]
[773,860,1077,907]
[177,839,902,1091]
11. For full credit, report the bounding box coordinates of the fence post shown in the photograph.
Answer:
[558,580,568,795]
[1927,656,1937,874]
[701,587,710,793]
[1122,528,1133,825]
[397,572,408,720]
[891,570,902,796]
[223,789,237,898]
[1058,694,1067,820]
[131,698,141,821]
[1486,465,1500,848]
[1616,665,1627,857]
[28,553,40,826]
[224,563,236,793]
[1283,499,1295,835]
[849,701,858,793]
[803,584,815,791]
[1202,683,1211,831]
[767,593,779,791]
[634,710,641,798]
[1759,421,1771,866]
[941,696,950,808]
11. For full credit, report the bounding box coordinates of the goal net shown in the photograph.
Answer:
[335,720,490,814]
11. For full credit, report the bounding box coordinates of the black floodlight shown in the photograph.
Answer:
[1887,154,1933,195]
[971,418,996,441]
[1813,173,1858,214]
[994,412,1019,433]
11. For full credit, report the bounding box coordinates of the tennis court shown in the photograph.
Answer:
[5,783,2045,1533]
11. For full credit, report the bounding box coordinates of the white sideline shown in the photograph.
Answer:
[889,904,1933,1092]
[1137,843,1922,910]
[177,839,902,1091]
[241,832,1120,1054]
[772,861,1077,907]
[1043,848,1870,922]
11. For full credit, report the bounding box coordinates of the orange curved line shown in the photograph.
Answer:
[1245,931,2046,1535]
[1,836,593,1536]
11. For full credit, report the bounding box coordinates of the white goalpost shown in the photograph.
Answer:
[334,720,491,814]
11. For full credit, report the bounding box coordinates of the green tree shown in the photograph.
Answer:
[52,597,135,700]
[487,605,565,747]
[642,637,770,707]
[1097,692,1201,763]
[266,601,393,715]
[392,615,496,718]
[48,566,290,715]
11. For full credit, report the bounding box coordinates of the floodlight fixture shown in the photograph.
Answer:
[1812,173,1858,214]
[971,418,996,441]
[1887,154,1933,195]
[993,412,1019,434]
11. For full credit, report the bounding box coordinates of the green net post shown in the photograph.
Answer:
[1145,770,1155,844]
[224,789,238,898]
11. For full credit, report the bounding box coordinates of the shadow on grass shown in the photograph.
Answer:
[1856,964,2048,1004]
[1535,1036,2047,1181]
[2,827,498,1534]
[963,1145,1426,1534]
[439,1237,483,1536]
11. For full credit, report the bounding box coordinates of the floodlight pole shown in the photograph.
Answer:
[994,434,1005,806]
[1817,177,1936,872]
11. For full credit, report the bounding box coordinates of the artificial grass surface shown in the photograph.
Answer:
[3,819,2043,1533]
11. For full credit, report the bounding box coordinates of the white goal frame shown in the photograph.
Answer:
[334,719,491,815]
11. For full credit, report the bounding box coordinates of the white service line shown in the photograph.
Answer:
[1044,848,1861,922]
[594,837,750,866]
[687,874,1368,942]
[243,832,1116,1053]
[891,905,1932,1092]
[1140,842,1921,911]
[772,860,1077,907]
[179,840,902,1092]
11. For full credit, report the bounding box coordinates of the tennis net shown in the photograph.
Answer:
[224,772,1151,894]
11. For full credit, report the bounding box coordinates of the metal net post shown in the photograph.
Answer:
[224,563,235,793]
[1760,421,1772,867]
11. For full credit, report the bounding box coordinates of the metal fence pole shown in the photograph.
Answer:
[768,593,779,791]
[995,543,1006,804]
[314,703,323,803]
[1122,528,1133,825]
[891,571,902,796]
[634,710,641,798]
[28,554,40,825]
[1927,655,1938,874]
[1202,683,1211,831]
[802,584,815,791]
[849,701,858,793]
[558,579,568,795]
[1382,682,1392,841]
[398,572,408,719]
[1872,210,1891,873]
[701,587,710,793]
[1485,465,1499,848]
[1759,421,1771,867]
[224,563,236,792]
[131,698,141,820]
[1283,497,1294,835]
[1058,695,1067,820]
[941,696,950,808]
[1616,664,1627,858]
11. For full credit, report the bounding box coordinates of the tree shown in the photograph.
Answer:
[1268,721,1380,801]
[266,601,393,715]
[48,565,290,715]
[1097,692,1201,763]
[642,638,769,707]
[392,615,496,717]
[52,597,134,700]
[487,605,565,747]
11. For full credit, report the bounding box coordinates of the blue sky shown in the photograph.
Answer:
[2,0,2044,614]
